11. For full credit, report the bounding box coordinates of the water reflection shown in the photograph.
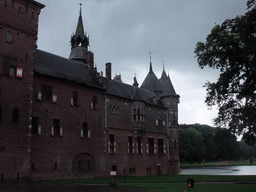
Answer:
[180,165,256,175]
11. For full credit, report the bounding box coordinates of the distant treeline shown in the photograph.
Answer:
[178,124,256,163]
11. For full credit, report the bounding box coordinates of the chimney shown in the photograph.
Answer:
[105,62,111,79]
[86,51,94,69]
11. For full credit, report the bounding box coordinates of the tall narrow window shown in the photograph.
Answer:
[32,117,39,135]
[91,96,97,110]
[71,91,78,106]
[41,85,52,101]
[137,137,142,154]
[53,119,60,136]
[128,136,133,154]
[12,108,19,122]
[148,138,154,155]
[81,122,90,138]
[158,139,163,154]
[108,134,116,154]
[7,31,13,43]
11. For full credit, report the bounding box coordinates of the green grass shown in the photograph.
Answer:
[119,183,256,192]
[36,175,256,192]
[40,174,256,184]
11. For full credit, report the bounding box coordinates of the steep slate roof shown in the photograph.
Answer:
[140,62,163,92]
[159,69,178,96]
[105,78,166,108]
[34,49,103,89]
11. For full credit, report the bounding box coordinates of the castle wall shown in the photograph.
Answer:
[0,0,44,181]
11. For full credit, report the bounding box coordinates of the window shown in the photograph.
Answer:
[148,138,154,155]
[169,111,178,127]
[2,56,17,77]
[32,117,39,135]
[132,107,145,122]
[41,85,52,101]
[12,108,19,122]
[71,91,78,106]
[7,31,12,43]
[108,105,120,115]
[81,122,90,138]
[108,134,116,154]
[51,119,62,136]
[137,136,142,154]
[158,139,163,154]
[91,96,97,110]
[156,115,164,127]
[128,136,133,154]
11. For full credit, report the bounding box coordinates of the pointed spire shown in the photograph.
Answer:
[75,3,85,39]
[69,3,90,62]
[149,52,153,72]
[133,74,139,87]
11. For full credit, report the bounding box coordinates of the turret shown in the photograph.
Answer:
[69,4,89,64]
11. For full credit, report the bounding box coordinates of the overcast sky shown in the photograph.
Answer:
[36,0,248,126]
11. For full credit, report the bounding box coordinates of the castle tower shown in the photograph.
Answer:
[159,67,180,173]
[0,0,44,181]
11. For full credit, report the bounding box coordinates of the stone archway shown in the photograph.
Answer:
[72,153,95,176]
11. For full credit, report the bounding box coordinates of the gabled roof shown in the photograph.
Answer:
[105,78,166,108]
[34,49,103,89]
[140,62,163,92]
[159,69,178,96]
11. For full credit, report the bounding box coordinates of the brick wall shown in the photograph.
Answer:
[30,74,105,179]
[0,0,44,181]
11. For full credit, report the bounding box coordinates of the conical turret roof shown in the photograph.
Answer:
[140,62,163,92]
[159,68,177,96]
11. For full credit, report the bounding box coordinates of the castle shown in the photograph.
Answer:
[0,0,180,181]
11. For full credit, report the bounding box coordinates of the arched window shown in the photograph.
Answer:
[12,108,19,122]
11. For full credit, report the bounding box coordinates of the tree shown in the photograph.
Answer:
[194,1,256,146]
[213,128,240,161]
[179,127,206,163]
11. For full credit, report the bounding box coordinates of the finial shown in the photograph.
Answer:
[149,51,151,63]
[163,59,165,70]
[79,3,82,15]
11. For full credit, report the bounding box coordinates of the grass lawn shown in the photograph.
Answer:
[39,174,256,191]
[119,183,256,192]
[42,174,256,184]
